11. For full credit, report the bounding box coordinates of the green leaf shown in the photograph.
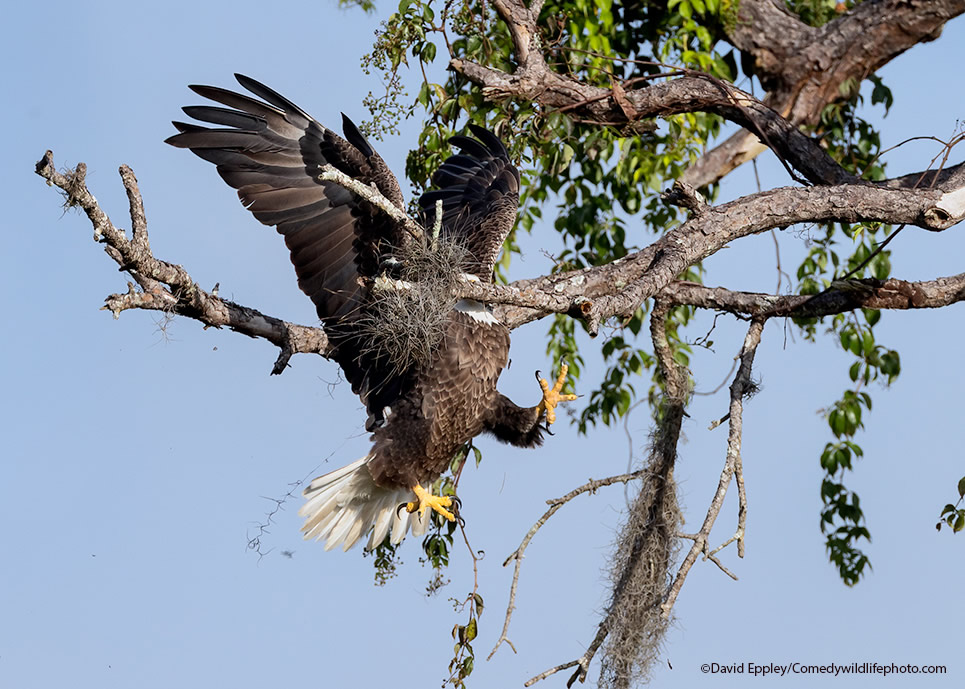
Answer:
[848,361,861,382]
[464,618,478,643]
[473,593,484,616]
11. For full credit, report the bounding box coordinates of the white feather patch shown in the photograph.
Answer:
[454,298,499,324]
[299,455,426,551]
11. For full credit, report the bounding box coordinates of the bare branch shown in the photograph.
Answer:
[36,151,332,372]
[662,319,765,618]
[489,470,646,663]
[659,274,965,319]
[37,149,965,376]
[317,164,425,241]
[478,182,965,330]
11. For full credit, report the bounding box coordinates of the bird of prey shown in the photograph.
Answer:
[166,74,576,551]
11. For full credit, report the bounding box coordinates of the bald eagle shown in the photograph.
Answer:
[166,75,575,551]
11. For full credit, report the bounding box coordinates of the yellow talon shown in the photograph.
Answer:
[537,363,579,425]
[406,483,456,522]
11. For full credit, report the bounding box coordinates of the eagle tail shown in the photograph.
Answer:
[298,455,430,551]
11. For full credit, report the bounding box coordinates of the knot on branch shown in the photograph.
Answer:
[870,278,928,309]
[661,180,707,214]
[568,296,599,335]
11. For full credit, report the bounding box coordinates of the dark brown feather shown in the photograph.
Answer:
[367,310,513,488]
[418,125,521,279]
[167,74,407,424]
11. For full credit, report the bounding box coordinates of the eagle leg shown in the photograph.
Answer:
[536,363,579,425]
[406,483,456,522]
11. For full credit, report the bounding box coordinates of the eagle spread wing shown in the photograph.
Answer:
[168,75,575,551]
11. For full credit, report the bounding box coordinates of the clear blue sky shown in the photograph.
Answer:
[3,2,964,688]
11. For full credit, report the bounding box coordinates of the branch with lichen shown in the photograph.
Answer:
[37,146,965,367]
[36,149,965,381]
[473,177,965,333]
[316,164,425,241]
[35,151,331,374]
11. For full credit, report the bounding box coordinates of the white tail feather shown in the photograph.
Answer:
[299,455,430,551]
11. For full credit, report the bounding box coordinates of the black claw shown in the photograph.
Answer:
[396,502,410,518]
[449,495,464,526]
[534,369,542,382]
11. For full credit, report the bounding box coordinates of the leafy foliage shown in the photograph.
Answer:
[936,477,965,534]
[793,71,898,582]
[365,538,402,586]
[448,592,484,687]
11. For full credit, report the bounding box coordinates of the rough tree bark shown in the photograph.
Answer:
[686,0,965,187]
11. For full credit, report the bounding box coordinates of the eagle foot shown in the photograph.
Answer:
[536,363,579,425]
[406,483,456,522]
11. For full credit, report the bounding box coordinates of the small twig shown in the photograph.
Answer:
[487,471,646,662]
[705,552,739,580]
[432,197,444,243]
[707,412,730,430]
[836,224,906,282]
[524,660,581,687]
[694,356,739,398]
[677,532,738,579]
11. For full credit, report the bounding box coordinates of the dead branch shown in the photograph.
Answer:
[36,150,965,372]
[488,470,646,663]
[661,318,765,618]
[36,151,331,374]
[486,181,965,331]
[317,164,424,241]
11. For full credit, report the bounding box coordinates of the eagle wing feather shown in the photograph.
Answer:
[418,124,521,278]
[166,74,407,423]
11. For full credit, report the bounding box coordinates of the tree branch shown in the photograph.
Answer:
[454,0,965,189]
[488,470,646,664]
[661,319,765,618]
[478,180,965,330]
[317,164,424,241]
[36,151,332,374]
[684,0,965,187]
[40,149,965,369]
